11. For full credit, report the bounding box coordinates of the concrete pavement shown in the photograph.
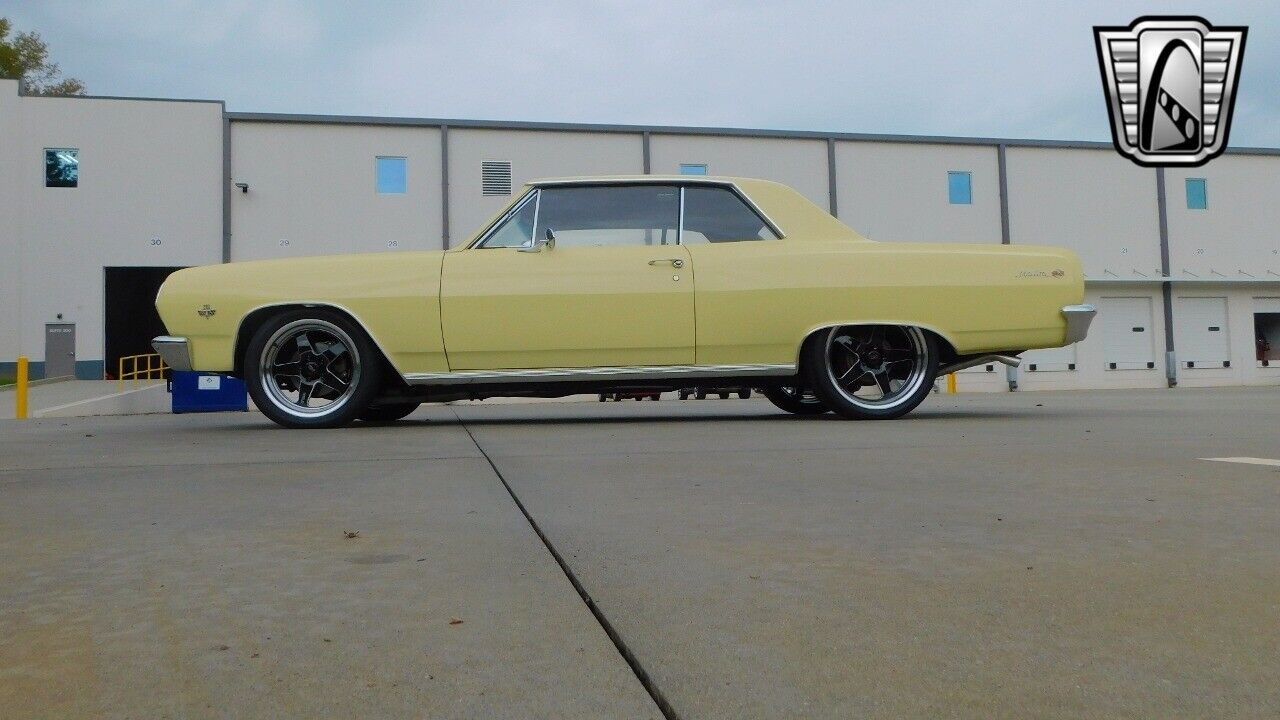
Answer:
[2,388,1278,718]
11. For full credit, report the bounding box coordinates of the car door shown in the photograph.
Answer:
[679,184,793,367]
[441,184,693,370]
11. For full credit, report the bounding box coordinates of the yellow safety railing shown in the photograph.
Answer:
[118,353,169,391]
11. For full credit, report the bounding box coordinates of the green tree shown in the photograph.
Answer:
[0,17,85,96]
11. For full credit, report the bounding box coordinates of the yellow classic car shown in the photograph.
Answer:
[153,176,1094,428]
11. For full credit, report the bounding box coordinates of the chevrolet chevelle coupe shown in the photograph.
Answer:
[153,176,1095,429]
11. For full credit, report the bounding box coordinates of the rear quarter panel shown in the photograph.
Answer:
[688,239,1084,366]
[155,252,446,374]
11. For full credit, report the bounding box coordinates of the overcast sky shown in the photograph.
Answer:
[4,1,1279,146]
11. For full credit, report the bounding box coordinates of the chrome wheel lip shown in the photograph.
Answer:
[825,326,928,410]
[259,319,361,419]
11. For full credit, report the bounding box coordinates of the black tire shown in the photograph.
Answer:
[678,390,690,400]
[761,385,829,415]
[357,402,419,422]
[245,308,384,429]
[803,325,938,420]
[717,391,730,399]
[737,389,752,400]
[694,389,707,400]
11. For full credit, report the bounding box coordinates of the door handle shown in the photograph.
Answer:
[648,258,684,268]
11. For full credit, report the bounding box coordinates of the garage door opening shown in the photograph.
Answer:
[1256,312,1280,367]
[105,267,186,380]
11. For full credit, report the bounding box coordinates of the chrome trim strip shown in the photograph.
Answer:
[404,363,796,386]
[677,186,685,245]
[938,354,1020,376]
[1062,304,1097,344]
[152,336,193,371]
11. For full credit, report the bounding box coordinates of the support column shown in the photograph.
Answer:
[441,125,450,249]
[826,138,838,217]
[1156,167,1177,387]
[642,131,651,175]
[998,144,1017,390]
[222,112,231,262]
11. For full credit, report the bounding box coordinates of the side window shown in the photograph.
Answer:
[481,192,538,248]
[681,186,778,243]
[535,185,679,248]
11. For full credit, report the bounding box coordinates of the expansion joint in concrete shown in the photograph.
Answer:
[454,412,682,720]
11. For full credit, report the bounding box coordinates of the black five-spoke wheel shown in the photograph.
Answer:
[804,325,937,420]
[245,309,383,429]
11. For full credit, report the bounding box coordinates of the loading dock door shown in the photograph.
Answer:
[1100,297,1156,370]
[1022,343,1077,373]
[45,323,76,378]
[1175,296,1230,368]
[105,267,186,379]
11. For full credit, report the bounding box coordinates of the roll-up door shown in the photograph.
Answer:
[1101,296,1156,370]
[1022,343,1077,373]
[1175,296,1230,369]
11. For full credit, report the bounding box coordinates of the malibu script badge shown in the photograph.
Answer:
[1095,16,1247,167]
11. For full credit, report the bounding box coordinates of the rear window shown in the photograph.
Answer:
[681,187,777,243]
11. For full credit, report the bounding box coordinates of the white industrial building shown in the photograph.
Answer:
[3,77,1279,391]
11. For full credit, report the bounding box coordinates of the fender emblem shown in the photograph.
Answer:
[197,304,217,318]
[1051,269,1065,278]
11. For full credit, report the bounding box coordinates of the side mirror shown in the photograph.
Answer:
[518,227,556,253]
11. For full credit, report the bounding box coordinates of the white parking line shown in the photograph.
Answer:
[1200,457,1280,467]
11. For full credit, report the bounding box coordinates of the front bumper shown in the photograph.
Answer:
[152,336,193,371]
[1061,304,1097,344]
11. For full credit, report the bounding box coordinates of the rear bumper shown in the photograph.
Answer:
[152,336,193,371]
[1062,304,1097,344]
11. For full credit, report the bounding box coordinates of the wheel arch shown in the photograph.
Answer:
[233,302,405,384]
[793,322,959,373]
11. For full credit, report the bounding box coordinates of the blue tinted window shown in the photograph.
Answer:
[948,171,971,205]
[1185,178,1207,210]
[45,148,79,188]
[679,163,708,175]
[376,156,407,194]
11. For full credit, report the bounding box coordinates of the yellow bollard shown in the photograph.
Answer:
[15,356,29,420]
[946,372,957,394]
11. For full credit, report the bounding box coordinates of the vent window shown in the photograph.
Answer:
[482,161,513,195]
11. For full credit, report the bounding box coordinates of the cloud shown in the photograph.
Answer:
[2,0,1277,144]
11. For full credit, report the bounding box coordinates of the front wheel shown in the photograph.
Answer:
[245,309,384,429]
[804,325,937,420]
[761,385,829,415]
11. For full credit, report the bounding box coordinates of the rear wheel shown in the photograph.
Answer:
[245,309,384,429]
[804,325,937,420]
[761,385,829,415]
[357,402,419,422]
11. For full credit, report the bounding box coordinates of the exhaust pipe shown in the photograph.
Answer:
[937,354,1021,376]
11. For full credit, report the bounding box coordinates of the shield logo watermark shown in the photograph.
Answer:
[1095,16,1247,167]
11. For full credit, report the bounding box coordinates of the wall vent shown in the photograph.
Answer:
[482,161,512,195]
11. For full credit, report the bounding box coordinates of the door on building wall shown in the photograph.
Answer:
[105,267,186,379]
[44,323,76,379]
[1022,343,1077,373]
[1174,296,1231,369]
[1100,296,1156,370]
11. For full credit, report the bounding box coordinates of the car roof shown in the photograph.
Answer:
[529,174,753,186]
[523,175,865,242]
